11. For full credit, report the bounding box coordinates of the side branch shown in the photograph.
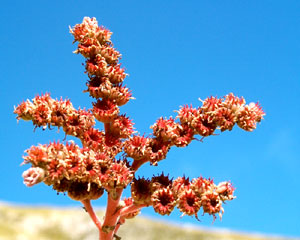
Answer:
[81,199,102,230]
[119,203,147,217]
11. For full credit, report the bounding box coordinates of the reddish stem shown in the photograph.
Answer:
[81,199,102,230]
[131,157,149,172]
[113,217,125,239]
[104,122,111,134]
[119,203,147,217]
[99,188,123,240]
[111,203,148,237]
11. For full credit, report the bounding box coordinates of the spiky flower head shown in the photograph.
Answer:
[151,187,176,216]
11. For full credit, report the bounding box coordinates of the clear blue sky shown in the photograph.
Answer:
[1,0,299,237]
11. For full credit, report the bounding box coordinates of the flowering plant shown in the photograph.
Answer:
[14,17,265,240]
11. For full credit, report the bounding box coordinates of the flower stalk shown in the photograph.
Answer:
[14,17,265,240]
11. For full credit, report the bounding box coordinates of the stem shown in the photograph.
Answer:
[104,122,111,134]
[100,188,123,240]
[81,199,102,230]
[131,157,149,172]
[113,217,125,239]
[119,203,147,217]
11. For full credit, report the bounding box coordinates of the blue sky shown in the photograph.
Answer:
[1,0,299,237]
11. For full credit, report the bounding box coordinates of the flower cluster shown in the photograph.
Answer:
[15,17,265,240]
[177,94,265,135]
[123,93,265,167]
[70,17,133,124]
[22,141,133,201]
[14,93,95,137]
[131,174,235,220]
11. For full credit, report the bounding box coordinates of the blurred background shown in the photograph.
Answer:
[1,0,299,239]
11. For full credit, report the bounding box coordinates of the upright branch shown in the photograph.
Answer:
[14,17,265,240]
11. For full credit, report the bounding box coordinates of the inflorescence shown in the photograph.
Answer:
[15,17,265,240]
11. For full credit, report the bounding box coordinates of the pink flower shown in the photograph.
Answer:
[22,167,45,187]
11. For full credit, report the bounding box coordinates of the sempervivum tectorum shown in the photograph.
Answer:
[172,124,194,147]
[22,167,45,187]
[200,96,223,113]
[81,128,106,152]
[71,17,112,45]
[215,107,236,132]
[50,98,75,127]
[172,176,191,197]
[63,109,95,138]
[148,139,171,165]
[222,93,246,112]
[190,177,215,197]
[67,181,104,201]
[109,114,135,138]
[216,181,236,202]
[177,188,201,218]
[124,135,151,160]
[107,64,127,84]
[131,177,152,205]
[14,94,52,128]
[201,191,224,221]
[151,173,173,191]
[105,160,133,189]
[121,197,141,219]
[237,102,265,131]
[151,187,176,216]
[92,99,119,123]
[151,117,181,143]
[191,112,217,137]
[85,55,108,77]
[176,104,198,125]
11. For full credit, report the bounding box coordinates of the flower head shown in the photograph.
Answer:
[151,188,176,216]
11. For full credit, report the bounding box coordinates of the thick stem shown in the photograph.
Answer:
[81,199,102,230]
[100,188,123,240]
[104,122,111,134]
[131,157,149,172]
